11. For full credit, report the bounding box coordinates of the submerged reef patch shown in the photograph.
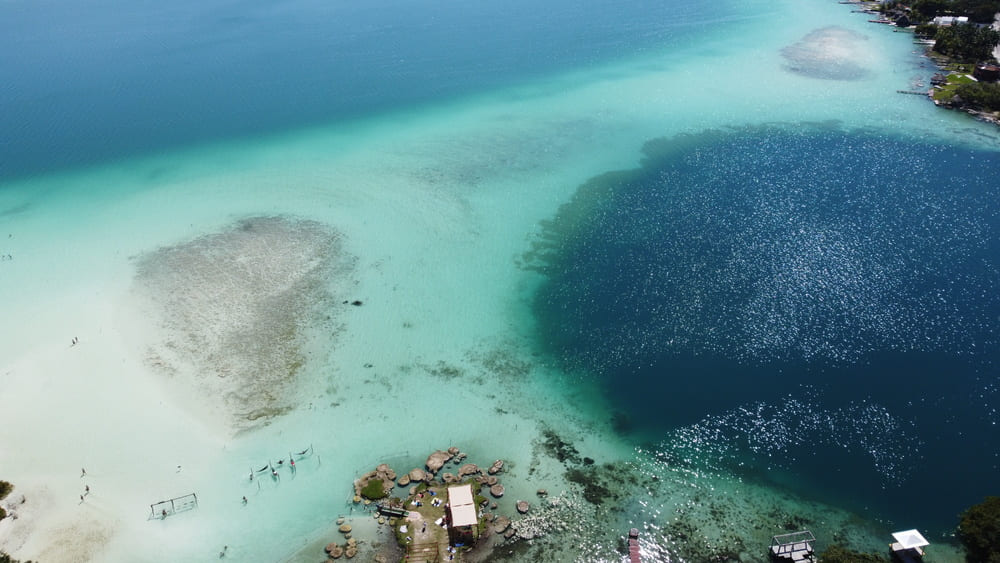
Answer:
[133,216,353,431]
[781,26,872,80]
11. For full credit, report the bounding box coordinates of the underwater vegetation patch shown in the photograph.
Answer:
[781,26,873,80]
[133,216,354,431]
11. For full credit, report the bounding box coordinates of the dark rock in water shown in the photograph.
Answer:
[490,484,505,498]
[494,515,511,533]
[458,463,481,477]
[516,500,530,514]
[425,450,453,472]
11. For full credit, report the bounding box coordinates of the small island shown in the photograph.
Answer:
[318,446,562,562]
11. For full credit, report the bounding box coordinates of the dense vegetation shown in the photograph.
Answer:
[360,478,388,500]
[932,24,1000,61]
[819,544,889,563]
[955,81,1000,110]
[958,496,1000,562]
[904,0,1000,23]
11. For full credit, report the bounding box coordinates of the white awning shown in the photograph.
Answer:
[892,529,930,549]
[448,484,478,527]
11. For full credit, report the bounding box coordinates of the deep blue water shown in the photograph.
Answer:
[0,0,729,181]
[531,124,1000,533]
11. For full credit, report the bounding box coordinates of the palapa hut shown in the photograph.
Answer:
[446,484,479,546]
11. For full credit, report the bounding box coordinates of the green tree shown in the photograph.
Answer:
[953,0,1000,22]
[912,0,953,20]
[958,496,1000,563]
[933,24,1000,61]
[955,82,1000,111]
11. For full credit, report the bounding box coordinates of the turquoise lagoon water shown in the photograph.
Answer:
[1,0,998,561]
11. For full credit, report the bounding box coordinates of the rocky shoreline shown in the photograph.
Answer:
[317,446,581,561]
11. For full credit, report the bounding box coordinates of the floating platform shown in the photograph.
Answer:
[769,530,816,562]
[890,529,929,562]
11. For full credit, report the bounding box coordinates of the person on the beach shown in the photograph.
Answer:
[242,496,247,505]
[80,495,84,502]
[81,468,86,477]
[85,485,90,494]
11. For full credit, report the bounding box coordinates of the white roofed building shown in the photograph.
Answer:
[446,484,480,546]
[890,529,929,562]
[932,16,969,25]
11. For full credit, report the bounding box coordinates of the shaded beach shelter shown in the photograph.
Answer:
[446,484,479,545]
[769,530,816,561]
[890,529,929,561]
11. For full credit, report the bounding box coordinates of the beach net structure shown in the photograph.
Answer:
[150,493,198,519]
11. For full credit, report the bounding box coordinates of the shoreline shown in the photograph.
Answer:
[843,0,1000,126]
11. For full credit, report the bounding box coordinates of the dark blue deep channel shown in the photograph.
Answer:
[529,123,1000,535]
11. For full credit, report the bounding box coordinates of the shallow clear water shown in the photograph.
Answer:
[1,0,998,561]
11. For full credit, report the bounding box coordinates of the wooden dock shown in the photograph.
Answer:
[406,542,442,562]
[628,528,641,563]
